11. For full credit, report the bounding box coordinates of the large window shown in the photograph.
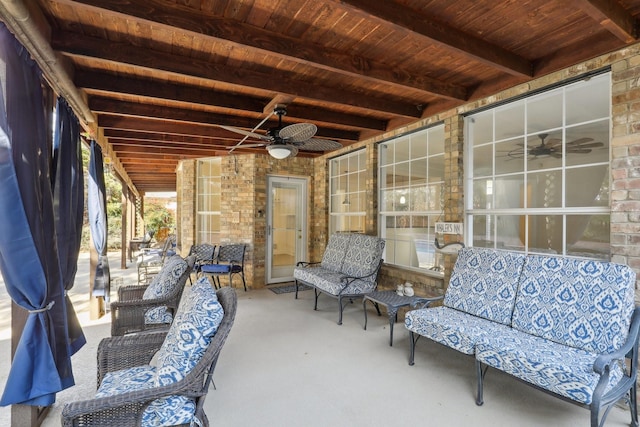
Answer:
[379,125,445,272]
[329,150,366,234]
[196,158,221,244]
[465,72,611,259]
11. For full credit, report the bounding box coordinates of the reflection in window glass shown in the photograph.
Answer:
[466,72,610,259]
[379,125,445,272]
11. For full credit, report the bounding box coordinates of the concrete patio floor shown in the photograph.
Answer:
[0,252,635,426]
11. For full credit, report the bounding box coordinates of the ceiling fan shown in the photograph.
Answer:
[507,133,604,160]
[219,105,343,159]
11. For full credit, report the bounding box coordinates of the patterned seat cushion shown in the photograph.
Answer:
[444,247,526,325]
[153,276,225,386]
[142,256,188,325]
[319,233,351,271]
[341,234,385,280]
[405,306,512,355]
[294,267,345,295]
[512,255,636,354]
[476,327,625,405]
[95,366,197,426]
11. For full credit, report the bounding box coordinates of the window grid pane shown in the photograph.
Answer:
[379,125,445,272]
[466,73,610,260]
[329,150,366,234]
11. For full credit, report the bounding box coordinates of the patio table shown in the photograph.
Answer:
[363,290,422,346]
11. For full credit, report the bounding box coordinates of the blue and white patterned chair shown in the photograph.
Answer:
[62,279,237,427]
[110,255,192,336]
[294,233,385,325]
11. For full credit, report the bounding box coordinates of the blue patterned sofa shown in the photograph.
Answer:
[294,233,385,325]
[404,247,640,427]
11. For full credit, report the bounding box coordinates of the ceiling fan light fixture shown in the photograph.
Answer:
[267,144,293,159]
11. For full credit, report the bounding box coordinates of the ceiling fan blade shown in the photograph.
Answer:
[219,125,271,141]
[570,142,603,149]
[279,123,317,143]
[566,137,594,146]
[566,148,592,154]
[297,138,343,152]
[235,143,267,149]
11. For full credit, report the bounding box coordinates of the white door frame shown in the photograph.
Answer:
[266,175,308,284]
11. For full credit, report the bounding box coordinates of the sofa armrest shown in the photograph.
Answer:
[411,295,445,309]
[338,259,384,294]
[296,261,321,268]
[117,285,147,301]
[593,306,640,375]
[96,331,167,386]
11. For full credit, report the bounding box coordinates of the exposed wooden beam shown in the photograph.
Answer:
[104,129,238,146]
[569,0,637,42]
[337,0,532,77]
[61,0,467,101]
[78,71,388,130]
[52,31,424,118]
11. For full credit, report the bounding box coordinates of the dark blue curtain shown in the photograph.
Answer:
[88,140,110,301]
[52,97,86,355]
[0,24,74,406]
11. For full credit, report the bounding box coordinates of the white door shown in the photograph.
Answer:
[266,176,307,284]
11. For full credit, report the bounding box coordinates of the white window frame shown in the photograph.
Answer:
[329,150,367,234]
[464,72,611,260]
[196,157,221,244]
[378,125,445,274]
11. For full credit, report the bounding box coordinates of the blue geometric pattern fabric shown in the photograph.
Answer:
[341,234,385,279]
[95,276,223,426]
[142,256,188,325]
[154,276,224,386]
[476,327,625,404]
[294,233,384,296]
[95,366,197,426]
[512,255,636,354]
[444,248,526,325]
[320,233,351,271]
[405,306,513,355]
[95,366,157,398]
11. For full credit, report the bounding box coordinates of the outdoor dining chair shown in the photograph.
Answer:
[137,234,177,285]
[199,243,247,291]
[187,243,216,282]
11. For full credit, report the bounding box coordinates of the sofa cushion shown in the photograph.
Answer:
[153,276,224,386]
[512,255,636,354]
[341,234,385,279]
[294,267,346,295]
[405,306,512,355]
[142,256,188,325]
[476,327,625,405]
[95,365,196,426]
[444,248,526,325]
[95,365,157,398]
[320,233,351,271]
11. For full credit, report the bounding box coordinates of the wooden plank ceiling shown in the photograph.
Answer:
[10,0,640,192]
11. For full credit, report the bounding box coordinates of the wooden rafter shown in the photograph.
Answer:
[569,0,638,42]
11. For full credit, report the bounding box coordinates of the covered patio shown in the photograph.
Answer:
[0,253,634,426]
[1,1,640,426]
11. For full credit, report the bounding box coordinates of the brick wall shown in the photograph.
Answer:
[177,43,640,298]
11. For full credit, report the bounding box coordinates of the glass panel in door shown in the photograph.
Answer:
[267,177,307,283]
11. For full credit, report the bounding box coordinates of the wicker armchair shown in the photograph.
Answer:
[62,284,237,427]
[111,255,193,336]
